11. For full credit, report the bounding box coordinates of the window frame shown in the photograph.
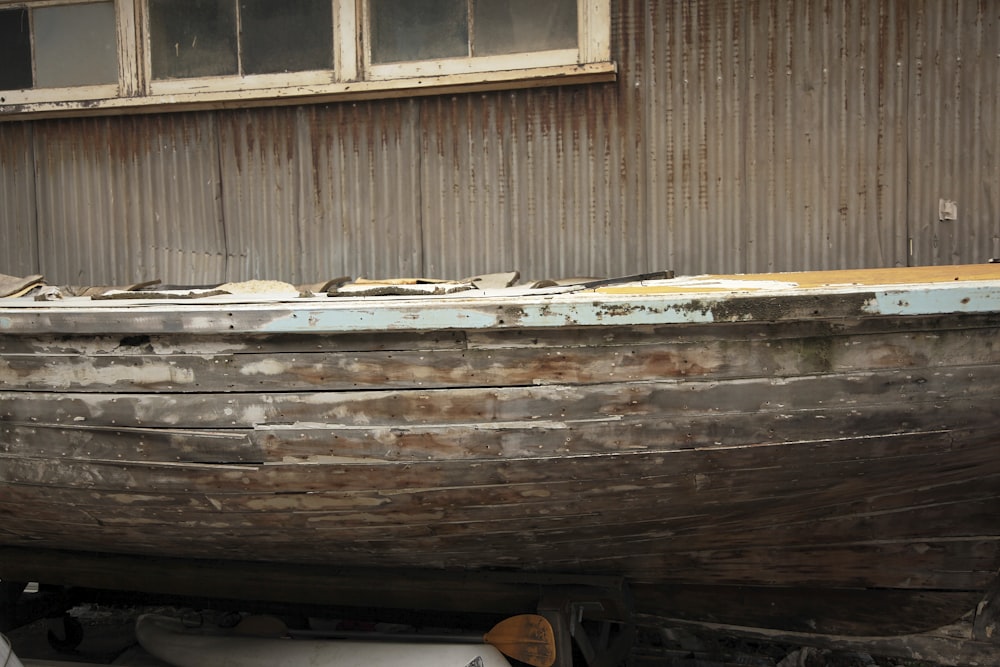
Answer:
[0,0,128,105]
[0,0,615,119]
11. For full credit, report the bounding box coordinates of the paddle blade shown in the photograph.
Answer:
[484,614,556,667]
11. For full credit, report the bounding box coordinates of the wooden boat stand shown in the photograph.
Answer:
[536,580,636,667]
[0,581,74,635]
[6,549,998,666]
[1,549,640,665]
[642,574,1000,667]
[2,579,639,667]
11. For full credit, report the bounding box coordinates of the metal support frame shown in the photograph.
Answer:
[537,581,636,667]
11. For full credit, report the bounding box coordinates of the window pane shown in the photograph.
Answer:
[150,0,238,79]
[241,0,333,74]
[371,0,467,64]
[0,8,33,91]
[34,2,118,88]
[473,0,577,56]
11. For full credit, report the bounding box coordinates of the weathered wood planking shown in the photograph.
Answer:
[636,585,984,637]
[2,321,998,392]
[3,478,996,558]
[1,423,255,462]
[2,430,998,594]
[2,266,1000,636]
[3,363,999,430]
[2,399,995,464]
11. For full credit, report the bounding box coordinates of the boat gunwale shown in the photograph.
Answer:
[1,278,999,335]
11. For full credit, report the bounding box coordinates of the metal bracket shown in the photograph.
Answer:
[537,581,636,667]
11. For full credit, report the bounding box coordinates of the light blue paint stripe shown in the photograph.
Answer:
[258,284,1000,334]
[263,300,719,334]
[863,285,1000,316]
[3,282,998,335]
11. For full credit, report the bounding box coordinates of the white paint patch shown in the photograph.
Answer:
[0,359,194,389]
[241,405,268,425]
[240,359,287,376]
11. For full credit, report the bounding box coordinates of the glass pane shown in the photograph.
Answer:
[241,0,333,74]
[473,0,577,56]
[150,0,238,79]
[34,2,118,88]
[0,8,33,91]
[370,0,467,63]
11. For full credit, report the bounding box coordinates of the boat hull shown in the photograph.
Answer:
[134,614,513,667]
[2,265,999,636]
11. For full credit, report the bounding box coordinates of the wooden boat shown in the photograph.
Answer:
[1,264,1000,660]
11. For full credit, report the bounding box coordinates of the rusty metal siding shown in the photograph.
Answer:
[418,93,515,281]
[28,115,226,286]
[217,107,304,283]
[0,0,998,286]
[296,100,424,283]
[642,0,911,275]
[641,0,748,275]
[743,0,910,272]
[215,102,426,285]
[418,84,644,282]
[0,123,38,277]
[908,0,1000,265]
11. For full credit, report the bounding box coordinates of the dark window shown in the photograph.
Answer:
[240,0,334,74]
[149,0,239,79]
[370,0,577,64]
[370,0,468,63]
[473,0,577,56]
[0,9,33,91]
[34,3,118,87]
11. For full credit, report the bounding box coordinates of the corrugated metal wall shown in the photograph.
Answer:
[907,0,1000,265]
[0,122,37,278]
[1,0,998,285]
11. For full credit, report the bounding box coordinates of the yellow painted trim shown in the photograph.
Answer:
[597,264,1000,295]
[710,264,1000,287]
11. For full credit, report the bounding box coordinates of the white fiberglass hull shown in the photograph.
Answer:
[135,614,512,667]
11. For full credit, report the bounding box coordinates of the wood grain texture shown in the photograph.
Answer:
[1,275,999,636]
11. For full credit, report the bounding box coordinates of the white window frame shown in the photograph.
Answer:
[0,0,615,119]
[0,0,125,105]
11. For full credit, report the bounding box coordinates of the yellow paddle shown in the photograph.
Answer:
[484,614,556,667]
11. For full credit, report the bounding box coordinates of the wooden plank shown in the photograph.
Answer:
[0,423,255,463]
[3,483,996,555]
[4,422,998,496]
[3,364,999,429]
[6,443,997,535]
[0,330,469,356]
[2,484,997,589]
[0,509,994,591]
[2,435,997,556]
[646,615,1000,667]
[3,325,999,392]
[599,263,1000,294]
[2,277,998,336]
[694,263,1000,288]
[633,584,983,636]
[4,312,998,356]
[5,463,997,545]
[1,61,618,120]
[1,430,989,494]
[249,404,997,462]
